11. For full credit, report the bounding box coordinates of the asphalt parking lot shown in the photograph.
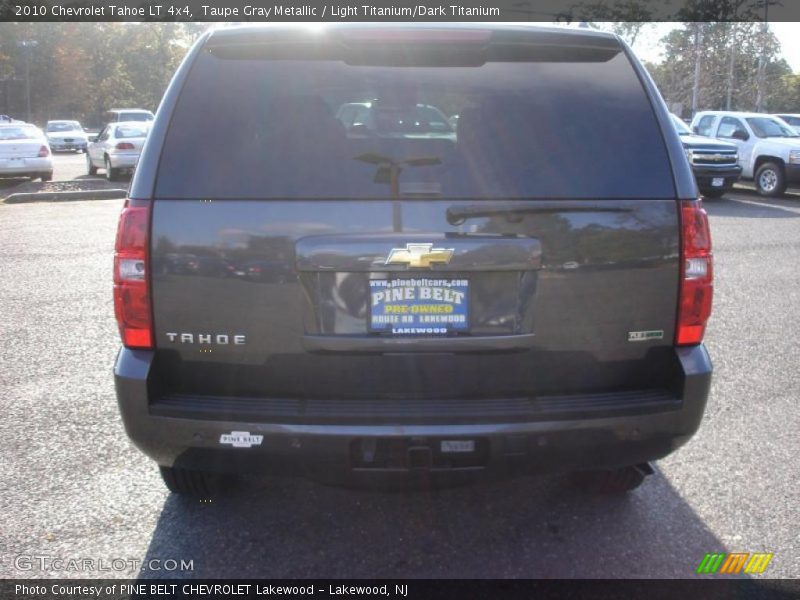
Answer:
[0,188,798,579]
[48,150,94,182]
[0,152,125,200]
[0,151,94,187]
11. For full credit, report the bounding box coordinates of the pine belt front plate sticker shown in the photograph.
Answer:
[220,431,264,448]
[369,278,469,335]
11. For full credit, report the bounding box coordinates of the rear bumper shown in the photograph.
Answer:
[114,345,712,483]
[49,140,87,151]
[108,153,139,169]
[0,157,52,176]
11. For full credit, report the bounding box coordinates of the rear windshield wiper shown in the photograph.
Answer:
[446,202,632,224]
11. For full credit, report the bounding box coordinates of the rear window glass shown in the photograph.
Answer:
[0,126,39,140]
[47,122,81,132]
[116,125,149,138]
[116,112,153,122]
[157,46,674,199]
[695,115,716,137]
[671,114,691,134]
[745,117,798,138]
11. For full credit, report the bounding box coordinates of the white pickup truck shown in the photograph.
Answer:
[690,111,800,197]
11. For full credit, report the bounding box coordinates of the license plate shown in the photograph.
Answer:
[441,440,475,453]
[711,177,724,187]
[369,277,469,334]
[5,158,24,167]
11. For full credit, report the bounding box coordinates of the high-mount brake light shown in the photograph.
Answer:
[113,200,153,349]
[676,200,713,345]
[341,29,491,43]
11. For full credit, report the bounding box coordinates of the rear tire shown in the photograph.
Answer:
[86,153,97,176]
[700,188,726,199]
[104,156,119,181]
[755,162,787,197]
[159,465,235,498]
[570,463,653,495]
[40,172,53,182]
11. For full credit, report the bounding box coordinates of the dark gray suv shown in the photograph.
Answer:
[113,24,713,497]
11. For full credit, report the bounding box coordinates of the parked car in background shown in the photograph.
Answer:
[45,120,88,153]
[0,123,52,181]
[87,121,150,181]
[232,258,293,283]
[691,111,800,196]
[670,114,741,198]
[774,114,800,135]
[104,108,154,123]
[335,101,456,140]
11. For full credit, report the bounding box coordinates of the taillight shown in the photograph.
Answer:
[113,200,152,349]
[116,142,135,150]
[676,200,713,345]
[38,145,50,157]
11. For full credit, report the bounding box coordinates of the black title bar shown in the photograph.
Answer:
[3,579,800,600]
[4,0,800,22]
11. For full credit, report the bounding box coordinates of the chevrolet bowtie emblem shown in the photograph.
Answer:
[385,243,455,268]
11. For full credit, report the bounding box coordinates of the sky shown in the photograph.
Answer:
[628,22,800,73]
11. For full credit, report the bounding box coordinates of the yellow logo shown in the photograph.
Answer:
[385,243,455,268]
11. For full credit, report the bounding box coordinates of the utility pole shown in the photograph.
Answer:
[0,77,11,114]
[726,34,736,110]
[18,40,38,123]
[755,3,769,113]
[691,23,704,117]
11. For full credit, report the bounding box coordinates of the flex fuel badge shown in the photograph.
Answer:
[220,431,263,448]
[628,330,665,342]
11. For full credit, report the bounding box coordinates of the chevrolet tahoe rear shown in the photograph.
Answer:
[113,24,713,497]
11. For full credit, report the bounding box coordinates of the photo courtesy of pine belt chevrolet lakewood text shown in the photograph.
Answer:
[113,24,713,497]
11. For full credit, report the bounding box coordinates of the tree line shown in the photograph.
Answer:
[595,22,799,117]
[0,22,798,129]
[644,23,799,117]
[0,22,206,128]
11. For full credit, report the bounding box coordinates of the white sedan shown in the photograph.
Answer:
[86,121,150,181]
[45,120,89,152]
[0,123,53,181]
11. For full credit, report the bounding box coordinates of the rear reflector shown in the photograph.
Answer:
[113,201,152,349]
[38,145,50,157]
[676,200,713,345]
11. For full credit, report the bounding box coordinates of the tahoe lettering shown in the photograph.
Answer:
[165,333,246,345]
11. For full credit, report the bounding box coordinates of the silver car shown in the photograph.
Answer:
[0,123,53,181]
[86,121,150,181]
[45,120,89,152]
[104,108,154,123]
